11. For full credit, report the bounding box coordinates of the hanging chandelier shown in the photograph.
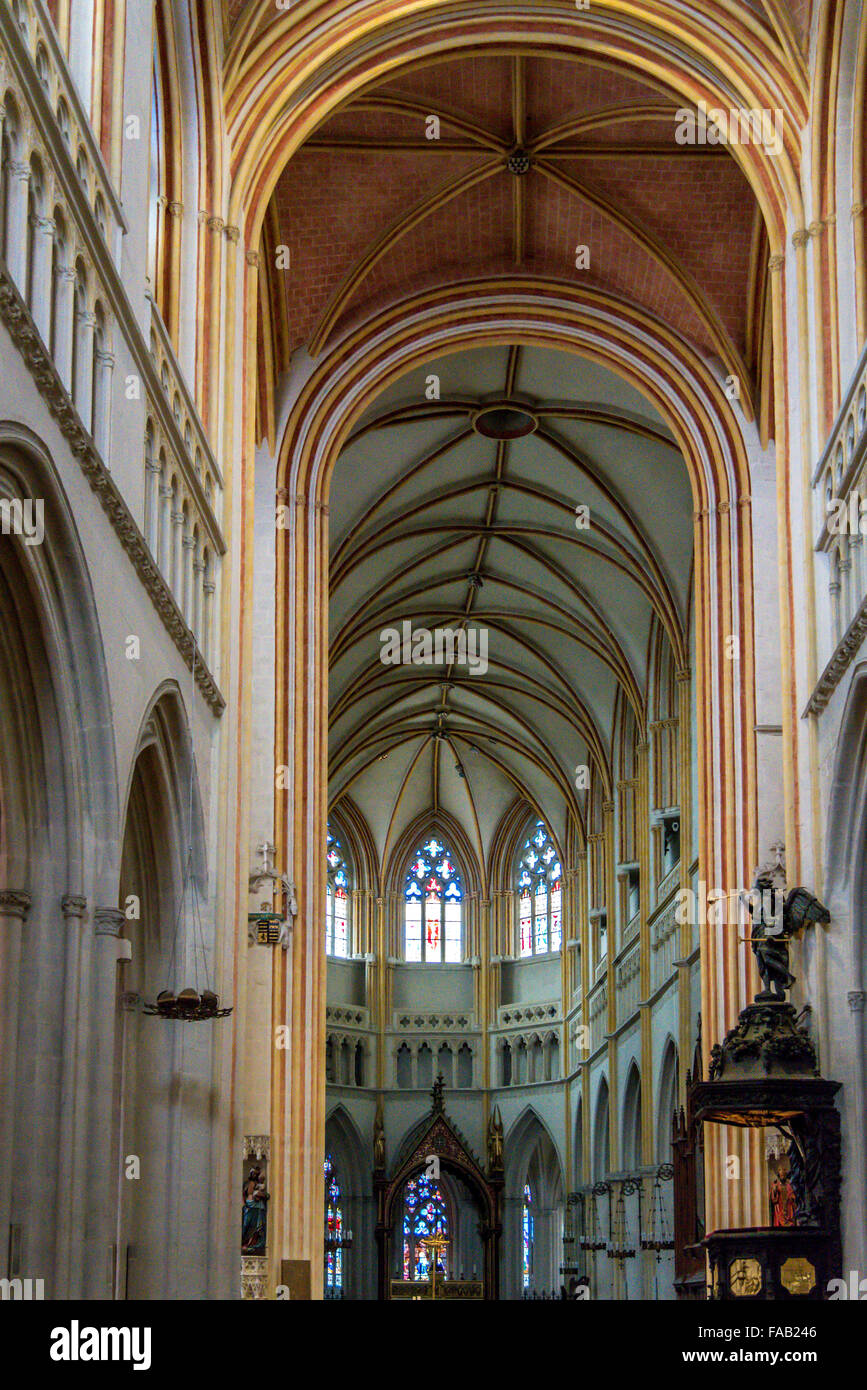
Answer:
[640,1166,675,1254]
[324,1216,353,1252]
[579,1189,607,1252]
[608,1184,636,1262]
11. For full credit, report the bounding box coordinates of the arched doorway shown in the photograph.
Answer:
[115,687,214,1299]
[377,1096,502,1299]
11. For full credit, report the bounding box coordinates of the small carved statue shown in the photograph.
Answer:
[241,1164,269,1253]
[770,1173,796,1227]
[432,1073,445,1114]
[743,845,829,1002]
[487,1105,504,1172]
[373,1101,386,1170]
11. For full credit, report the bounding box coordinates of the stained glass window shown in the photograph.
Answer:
[517,819,562,957]
[324,1155,344,1293]
[402,1176,449,1281]
[326,827,351,958]
[522,1182,534,1289]
[404,835,463,963]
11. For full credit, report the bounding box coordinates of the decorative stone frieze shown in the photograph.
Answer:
[0,265,225,714]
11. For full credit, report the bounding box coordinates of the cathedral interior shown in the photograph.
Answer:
[1,0,866,1310]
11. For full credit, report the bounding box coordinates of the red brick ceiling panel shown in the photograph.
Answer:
[334,172,514,319]
[274,150,483,348]
[525,58,674,132]
[552,158,756,352]
[551,118,688,148]
[525,175,713,350]
[380,55,516,141]
[269,51,760,358]
[310,109,467,143]
[325,172,713,355]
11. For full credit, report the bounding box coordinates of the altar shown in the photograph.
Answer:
[389,1279,484,1300]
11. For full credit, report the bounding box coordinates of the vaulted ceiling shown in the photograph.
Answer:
[328,344,693,869]
[257,51,774,444]
[256,39,765,869]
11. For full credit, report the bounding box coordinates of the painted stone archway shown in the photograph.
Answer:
[376,1084,503,1299]
[262,278,768,1297]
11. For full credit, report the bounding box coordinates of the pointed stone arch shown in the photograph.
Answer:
[0,422,118,1298]
[503,1105,564,1296]
[265,277,762,1291]
[378,1095,502,1299]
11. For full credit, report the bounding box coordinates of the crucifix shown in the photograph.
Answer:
[421,1232,450,1300]
[257,841,276,876]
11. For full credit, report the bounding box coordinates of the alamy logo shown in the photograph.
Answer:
[49,1321,152,1372]
[828,1271,867,1299]
[0,1276,44,1299]
[0,497,44,546]
[827,491,867,534]
[675,101,783,157]
[380,621,488,676]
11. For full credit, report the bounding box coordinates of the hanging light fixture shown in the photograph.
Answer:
[579,1190,607,1252]
[640,1167,675,1254]
[608,1184,636,1262]
[560,1193,582,1276]
[143,647,232,1022]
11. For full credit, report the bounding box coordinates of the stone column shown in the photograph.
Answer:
[171,507,185,598]
[848,989,867,1277]
[53,264,77,390]
[202,578,215,668]
[602,799,617,1175]
[93,347,115,459]
[193,554,205,645]
[74,307,96,433]
[0,889,31,1276]
[159,481,173,576]
[182,532,196,627]
[55,894,87,1296]
[145,455,162,555]
[30,215,55,342]
[6,161,30,289]
[84,906,126,1299]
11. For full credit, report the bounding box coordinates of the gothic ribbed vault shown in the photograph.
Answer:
[328,342,693,864]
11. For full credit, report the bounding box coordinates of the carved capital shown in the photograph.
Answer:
[0,889,31,919]
[224,225,241,244]
[791,228,810,249]
[767,253,785,272]
[61,894,87,919]
[848,990,866,1013]
[94,906,125,937]
[245,250,260,268]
